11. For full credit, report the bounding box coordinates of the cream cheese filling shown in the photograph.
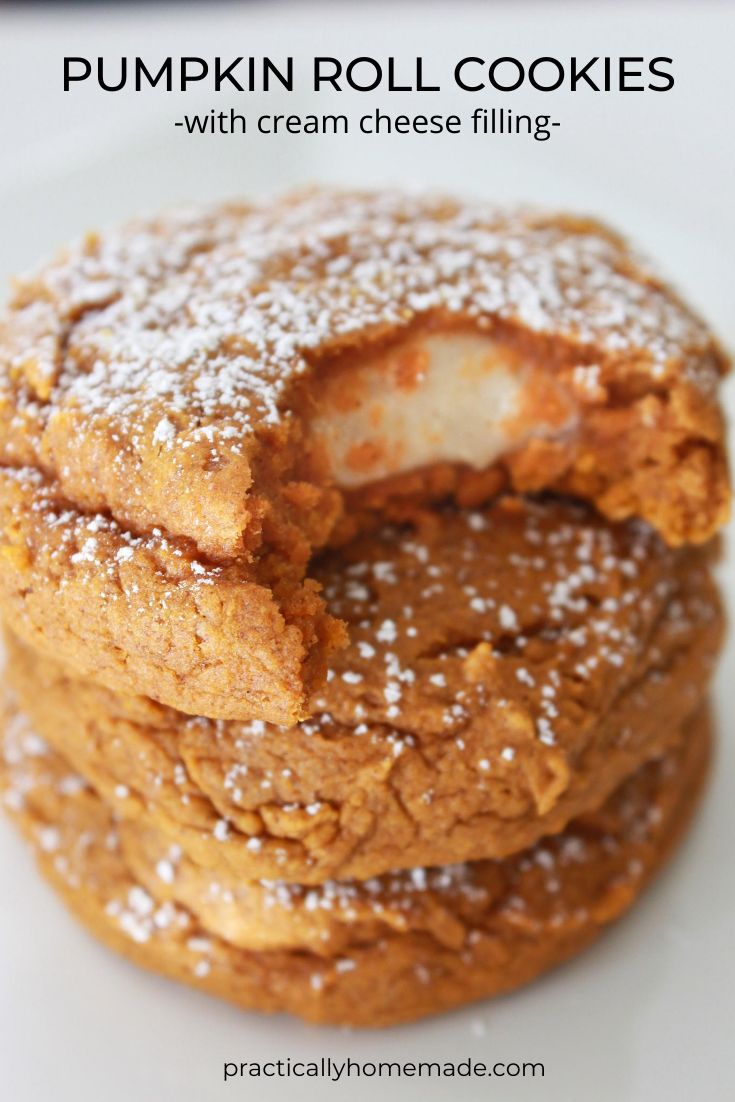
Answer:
[310,332,576,488]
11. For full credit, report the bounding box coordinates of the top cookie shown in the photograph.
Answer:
[0,190,729,721]
[1,190,729,551]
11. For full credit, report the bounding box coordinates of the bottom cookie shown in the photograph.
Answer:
[0,704,710,1027]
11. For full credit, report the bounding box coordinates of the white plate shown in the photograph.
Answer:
[0,4,733,1100]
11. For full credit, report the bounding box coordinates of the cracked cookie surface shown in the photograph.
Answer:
[0,191,729,722]
[3,496,722,882]
[0,700,711,1026]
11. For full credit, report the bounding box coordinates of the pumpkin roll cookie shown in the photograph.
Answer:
[4,496,722,882]
[0,701,712,1027]
[0,191,729,722]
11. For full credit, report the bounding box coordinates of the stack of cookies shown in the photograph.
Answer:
[0,191,728,1026]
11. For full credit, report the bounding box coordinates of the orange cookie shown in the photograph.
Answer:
[1,191,729,723]
[0,700,711,1027]
[4,496,722,882]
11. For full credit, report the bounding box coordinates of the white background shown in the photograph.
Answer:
[0,3,733,1100]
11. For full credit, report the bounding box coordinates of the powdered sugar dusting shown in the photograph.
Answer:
[0,700,698,963]
[3,190,720,465]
